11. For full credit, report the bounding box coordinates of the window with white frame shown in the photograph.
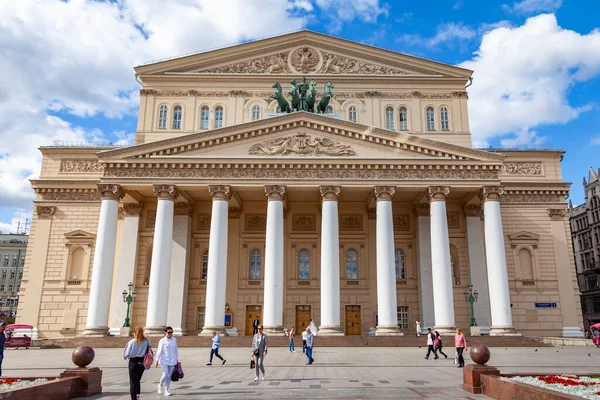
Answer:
[399,107,408,131]
[200,106,209,129]
[440,106,449,130]
[325,105,333,114]
[348,106,357,122]
[249,249,262,280]
[346,249,358,280]
[251,105,261,121]
[298,249,310,280]
[397,306,409,329]
[395,249,406,280]
[215,106,224,128]
[172,105,182,129]
[201,250,208,280]
[426,107,435,131]
[158,104,168,129]
[385,107,395,130]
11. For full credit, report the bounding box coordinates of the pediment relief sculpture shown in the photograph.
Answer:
[200,52,290,74]
[319,52,408,75]
[248,133,356,157]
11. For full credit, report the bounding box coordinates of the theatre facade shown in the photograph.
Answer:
[18,31,584,339]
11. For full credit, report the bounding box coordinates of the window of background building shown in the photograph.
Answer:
[348,106,357,122]
[215,106,224,128]
[385,107,394,130]
[200,106,209,129]
[251,105,261,121]
[172,105,182,129]
[298,249,310,280]
[201,250,208,280]
[397,306,409,329]
[426,107,435,131]
[158,104,168,129]
[399,107,408,131]
[395,249,406,280]
[346,249,358,280]
[440,107,449,130]
[249,249,262,280]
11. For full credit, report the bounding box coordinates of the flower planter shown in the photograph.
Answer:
[481,374,600,400]
[0,376,81,399]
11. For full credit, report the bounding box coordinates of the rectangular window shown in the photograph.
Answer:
[587,275,599,291]
[397,306,409,329]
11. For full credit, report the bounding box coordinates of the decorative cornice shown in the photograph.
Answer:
[374,186,395,201]
[36,205,55,219]
[481,186,505,202]
[208,185,232,201]
[414,204,430,216]
[319,185,341,201]
[97,184,124,201]
[174,203,194,216]
[264,185,286,201]
[428,186,450,202]
[153,184,179,201]
[60,159,104,173]
[548,208,568,220]
[123,203,144,216]
[502,192,567,204]
[463,204,482,217]
[38,190,101,201]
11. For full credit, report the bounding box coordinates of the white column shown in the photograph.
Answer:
[429,186,455,335]
[200,185,231,335]
[319,186,343,335]
[482,186,515,335]
[145,185,178,335]
[374,186,402,336]
[263,185,286,336]
[464,204,492,334]
[167,203,193,336]
[83,184,124,336]
[416,205,435,333]
[109,203,142,336]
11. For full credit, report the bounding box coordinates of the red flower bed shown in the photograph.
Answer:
[0,378,21,386]
[537,375,598,388]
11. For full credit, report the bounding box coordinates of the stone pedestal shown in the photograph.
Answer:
[462,364,500,394]
[470,326,481,336]
[60,367,102,397]
[119,327,131,337]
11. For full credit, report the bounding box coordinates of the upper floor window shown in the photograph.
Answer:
[158,105,168,129]
[348,106,357,122]
[440,107,449,130]
[298,249,310,280]
[426,107,435,131]
[251,105,261,121]
[9,271,14,279]
[11,257,16,267]
[2,257,7,266]
[215,106,224,128]
[346,249,358,280]
[200,106,209,129]
[249,249,262,280]
[399,107,408,131]
[325,105,333,114]
[395,249,406,280]
[201,250,208,280]
[385,107,395,130]
[172,105,182,129]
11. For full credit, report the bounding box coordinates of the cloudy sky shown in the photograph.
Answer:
[1,0,599,233]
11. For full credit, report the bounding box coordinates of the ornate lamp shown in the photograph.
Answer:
[463,282,479,327]
[225,302,230,312]
[121,282,137,328]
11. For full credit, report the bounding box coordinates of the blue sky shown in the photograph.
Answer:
[0,0,599,233]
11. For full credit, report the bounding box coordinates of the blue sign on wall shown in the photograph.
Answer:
[535,302,557,308]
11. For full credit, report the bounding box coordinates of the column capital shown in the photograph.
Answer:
[374,186,395,201]
[548,208,568,220]
[481,186,505,202]
[428,186,450,203]
[463,204,482,217]
[264,185,286,201]
[414,204,430,216]
[174,203,194,216]
[36,205,55,220]
[123,203,144,216]
[97,184,124,201]
[208,185,232,201]
[319,185,341,202]
[153,184,179,201]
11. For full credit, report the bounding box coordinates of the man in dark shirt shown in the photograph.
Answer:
[0,322,12,376]
[253,315,260,335]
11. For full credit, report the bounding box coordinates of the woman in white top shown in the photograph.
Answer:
[155,326,178,396]
[415,318,421,336]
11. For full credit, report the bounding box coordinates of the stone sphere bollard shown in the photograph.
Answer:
[72,346,95,368]
[469,344,490,365]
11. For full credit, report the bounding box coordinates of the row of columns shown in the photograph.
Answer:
[83,183,515,337]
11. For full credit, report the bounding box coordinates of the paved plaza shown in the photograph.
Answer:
[4,346,600,399]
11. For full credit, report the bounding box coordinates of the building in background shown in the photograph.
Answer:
[569,166,600,332]
[0,234,27,315]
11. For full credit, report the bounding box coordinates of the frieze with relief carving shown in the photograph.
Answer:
[290,47,321,74]
[199,52,290,74]
[249,133,356,156]
[41,192,101,201]
[502,193,566,203]
[319,52,408,75]
[245,214,266,230]
[146,211,157,228]
[293,214,316,231]
[197,214,211,229]
[340,215,363,231]
[393,215,410,231]
[500,163,542,175]
[36,205,56,219]
[447,211,460,229]
[60,160,104,173]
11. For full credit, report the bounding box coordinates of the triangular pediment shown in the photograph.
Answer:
[64,230,96,240]
[508,231,540,243]
[135,31,472,78]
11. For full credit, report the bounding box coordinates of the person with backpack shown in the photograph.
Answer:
[424,328,438,359]
[433,331,448,358]
[123,326,152,400]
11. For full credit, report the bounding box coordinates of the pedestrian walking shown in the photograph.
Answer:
[455,328,468,368]
[206,331,226,365]
[288,326,295,352]
[0,322,12,377]
[424,328,438,359]
[305,327,315,365]
[253,315,260,335]
[123,326,151,400]
[155,326,178,396]
[433,331,448,358]
[415,318,421,336]
[301,327,308,353]
[251,324,268,381]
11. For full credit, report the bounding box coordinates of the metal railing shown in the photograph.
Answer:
[473,145,559,151]
[48,141,129,148]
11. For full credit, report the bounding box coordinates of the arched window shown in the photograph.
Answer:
[251,105,261,121]
[346,249,358,280]
[298,249,310,280]
[325,105,333,114]
[249,249,262,280]
[215,106,224,128]
[172,105,182,129]
[201,250,208,280]
[519,248,534,281]
[399,107,408,131]
[158,105,168,129]
[385,107,395,130]
[348,106,357,122]
[440,107,449,130]
[395,249,406,280]
[200,106,209,129]
[69,247,84,280]
[426,107,435,131]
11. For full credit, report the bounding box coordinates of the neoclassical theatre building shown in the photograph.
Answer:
[18,31,583,339]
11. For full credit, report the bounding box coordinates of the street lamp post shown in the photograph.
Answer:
[463,282,479,327]
[121,282,137,328]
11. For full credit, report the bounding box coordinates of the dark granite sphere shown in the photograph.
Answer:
[470,344,490,365]
[72,346,95,368]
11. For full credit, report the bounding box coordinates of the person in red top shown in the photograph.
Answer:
[454,328,467,368]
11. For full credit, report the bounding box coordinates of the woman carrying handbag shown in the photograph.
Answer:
[251,324,268,381]
[123,326,152,400]
[155,326,179,396]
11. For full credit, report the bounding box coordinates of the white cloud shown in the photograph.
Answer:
[459,14,600,145]
[591,135,600,146]
[397,22,476,47]
[0,209,30,235]
[315,0,389,32]
[502,0,562,14]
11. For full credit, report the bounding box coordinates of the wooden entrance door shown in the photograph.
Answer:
[295,305,311,332]
[245,305,261,336]
[345,305,361,335]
